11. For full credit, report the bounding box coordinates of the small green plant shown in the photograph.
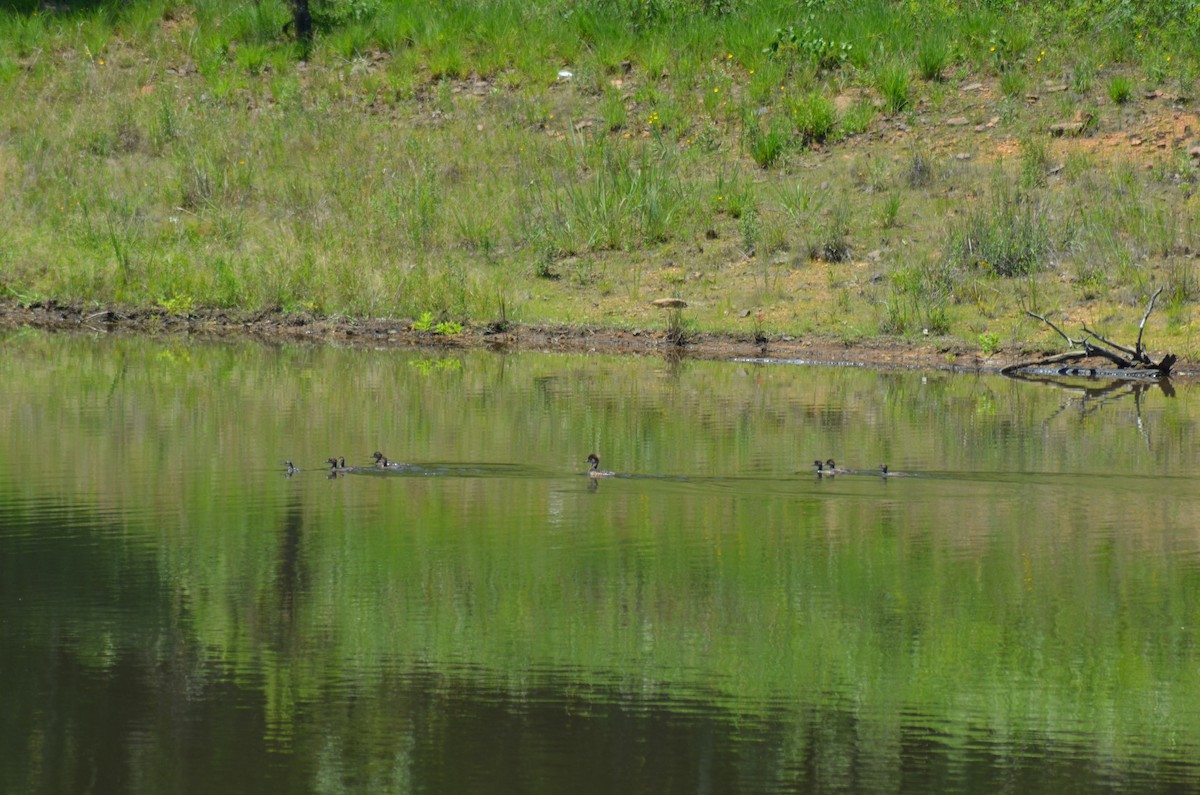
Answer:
[411,311,463,335]
[763,23,852,71]
[411,311,435,331]
[158,294,195,317]
[3,285,44,308]
[1108,75,1134,104]
[979,331,1002,355]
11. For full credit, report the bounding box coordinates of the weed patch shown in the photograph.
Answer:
[949,184,1054,277]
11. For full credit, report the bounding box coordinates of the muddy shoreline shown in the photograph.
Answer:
[4,300,1194,377]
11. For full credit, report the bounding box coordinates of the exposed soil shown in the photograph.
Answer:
[5,299,1194,377]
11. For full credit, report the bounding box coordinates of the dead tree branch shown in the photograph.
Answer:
[1026,312,1083,347]
[1135,286,1164,360]
[1006,289,1174,378]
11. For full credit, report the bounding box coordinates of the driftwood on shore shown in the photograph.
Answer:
[1001,287,1176,379]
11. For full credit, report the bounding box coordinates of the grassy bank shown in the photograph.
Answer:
[2,0,1200,358]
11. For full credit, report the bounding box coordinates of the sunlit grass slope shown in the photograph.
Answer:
[3,0,1200,355]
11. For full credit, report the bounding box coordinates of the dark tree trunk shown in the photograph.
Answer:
[291,0,313,45]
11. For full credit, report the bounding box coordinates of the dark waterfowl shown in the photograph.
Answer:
[879,464,910,477]
[587,453,615,478]
[327,456,349,472]
[373,451,404,469]
[285,461,299,476]
[814,459,829,476]
[824,459,853,475]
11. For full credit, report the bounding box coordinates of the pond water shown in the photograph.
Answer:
[3,330,1200,793]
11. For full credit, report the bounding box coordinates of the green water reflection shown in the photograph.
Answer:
[2,330,1200,793]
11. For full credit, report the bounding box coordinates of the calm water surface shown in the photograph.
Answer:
[3,330,1200,793]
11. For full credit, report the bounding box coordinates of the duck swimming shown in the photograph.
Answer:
[814,459,829,476]
[587,453,615,478]
[327,456,349,472]
[879,464,909,477]
[824,459,853,475]
[373,451,404,469]
[285,461,299,476]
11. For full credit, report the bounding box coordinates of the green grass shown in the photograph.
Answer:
[1108,74,1135,103]
[876,61,912,114]
[1,0,1200,355]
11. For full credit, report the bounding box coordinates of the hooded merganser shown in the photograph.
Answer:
[879,464,909,477]
[587,453,615,478]
[824,459,853,475]
[814,459,829,475]
[373,451,404,469]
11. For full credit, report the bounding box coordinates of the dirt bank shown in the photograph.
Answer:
[4,299,1194,377]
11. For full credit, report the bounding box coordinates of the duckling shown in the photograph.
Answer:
[587,453,615,478]
[824,459,853,475]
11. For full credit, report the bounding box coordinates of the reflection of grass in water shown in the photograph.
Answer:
[4,335,1199,778]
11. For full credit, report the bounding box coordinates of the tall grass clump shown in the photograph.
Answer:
[1019,136,1050,189]
[1108,75,1134,104]
[905,146,936,188]
[1000,68,1027,98]
[746,118,788,168]
[949,183,1053,277]
[876,62,911,114]
[539,143,681,252]
[790,91,837,146]
[917,38,949,81]
[809,201,853,263]
[880,258,953,335]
